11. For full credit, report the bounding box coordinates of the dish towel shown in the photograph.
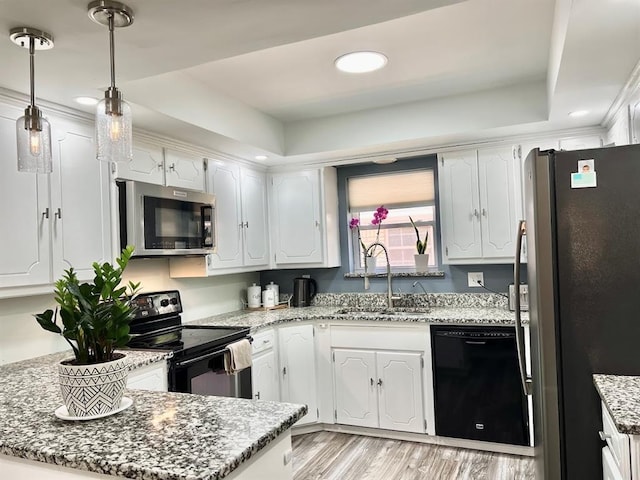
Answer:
[224,339,252,375]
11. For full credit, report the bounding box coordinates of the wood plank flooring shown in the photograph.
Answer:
[292,432,535,480]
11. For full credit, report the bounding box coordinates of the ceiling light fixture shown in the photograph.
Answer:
[88,0,134,163]
[569,110,589,118]
[335,51,388,74]
[75,96,99,106]
[255,155,268,161]
[9,27,54,173]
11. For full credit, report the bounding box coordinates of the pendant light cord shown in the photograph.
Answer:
[29,35,35,107]
[108,13,116,89]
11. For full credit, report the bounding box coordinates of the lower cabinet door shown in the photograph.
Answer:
[333,349,378,428]
[376,351,425,434]
[603,446,626,480]
[252,350,279,402]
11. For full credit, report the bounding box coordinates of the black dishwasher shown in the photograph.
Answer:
[431,325,529,446]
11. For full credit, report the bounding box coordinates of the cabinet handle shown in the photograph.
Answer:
[54,208,62,219]
[169,163,175,171]
[42,208,49,219]
[282,367,287,377]
[473,209,479,218]
[482,208,487,217]
[377,379,383,387]
[157,162,163,170]
[238,222,244,229]
[599,431,611,441]
[244,222,249,228]
[370,377,374,386]
[255,392,260,400]
[315,220,320,227]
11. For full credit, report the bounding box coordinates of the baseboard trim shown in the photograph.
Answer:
[292,423,534,457]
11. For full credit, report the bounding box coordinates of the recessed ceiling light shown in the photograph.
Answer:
[255,155,268,161]
[569,110,589,118]
[335,51,388,74]
[75,96,99,106]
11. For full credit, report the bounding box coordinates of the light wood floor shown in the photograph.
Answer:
[292,432,535,480]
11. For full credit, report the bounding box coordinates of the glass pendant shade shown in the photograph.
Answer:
[16,111,52,173]
[95,96,132,162]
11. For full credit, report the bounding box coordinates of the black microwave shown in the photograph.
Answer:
[117,181,216,256]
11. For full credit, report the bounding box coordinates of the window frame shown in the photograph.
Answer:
[346,168,440,273]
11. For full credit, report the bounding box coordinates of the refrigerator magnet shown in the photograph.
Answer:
[571,159,597,188]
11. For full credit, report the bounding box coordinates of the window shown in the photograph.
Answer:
[347,169,438,271]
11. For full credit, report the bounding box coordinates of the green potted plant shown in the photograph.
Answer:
[409,216,430,272]
[35,245,141,418]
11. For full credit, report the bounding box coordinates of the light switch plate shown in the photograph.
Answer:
[468,272,484,287]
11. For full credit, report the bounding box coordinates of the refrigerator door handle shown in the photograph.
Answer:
[514,219,533,396]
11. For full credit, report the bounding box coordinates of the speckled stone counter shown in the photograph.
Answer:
[594,374,640,435]
[189,293,527,331]
[0,350,307,479]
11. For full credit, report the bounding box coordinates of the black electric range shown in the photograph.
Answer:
[127,290,252,398]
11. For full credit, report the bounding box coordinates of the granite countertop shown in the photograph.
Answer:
[594,374,640,435]
[0,350,307,480]
[189,293,527,332]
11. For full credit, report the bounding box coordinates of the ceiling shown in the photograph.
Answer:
[0,0,638,166]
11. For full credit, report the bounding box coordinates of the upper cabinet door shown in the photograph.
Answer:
[438,150,483,262]
[50,119,112,281]
[240,168,269,267]
[0,105,51,288]
[115,141,165,185]
[164,149,205,191]
[270,170,323,264]
[477,147,518,259]
[208,161,243,269]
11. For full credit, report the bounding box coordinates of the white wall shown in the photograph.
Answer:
[0,259,259,365]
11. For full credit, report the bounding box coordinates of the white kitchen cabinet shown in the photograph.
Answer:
[164,149,206,191]
[269,167,340,268]
[113,141,165,185]
[241,168,270,266]
[438,146,519,264]
[279,324,318,425]
[252,329,279,402]
[127,361,168,392]
[0,105,111,293]
[333,348,425,434]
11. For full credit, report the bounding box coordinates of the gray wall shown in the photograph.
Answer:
[260,155,525,295]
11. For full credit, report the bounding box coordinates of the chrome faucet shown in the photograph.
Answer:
[412,280,431,307]
[364,242,396,308]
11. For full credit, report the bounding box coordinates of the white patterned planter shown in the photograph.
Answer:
[58,354,129,417]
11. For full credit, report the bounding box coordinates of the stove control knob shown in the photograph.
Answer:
[160,299,169,307]
[170,297,178,305]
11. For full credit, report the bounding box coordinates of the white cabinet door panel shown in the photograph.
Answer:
[0,107,51,287]
[164,150,205,191]
[116,141,164,184]
[334,350,378,428]
[477,148,517,259]
[252,350,279,402]
[376,351,425,434]
[51,124,111,281]
[271,171,322,264]
[241,168,269,266]
[439,151,482,261]
[209,162,243,269]
[279,324,317,425]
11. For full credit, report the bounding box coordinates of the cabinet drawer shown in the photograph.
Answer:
[602,402,631,478]
[603,446,627,480]
[252,329,275,355]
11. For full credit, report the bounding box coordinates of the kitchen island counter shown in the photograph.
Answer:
[594,374,640,435]
[0,350,306,480]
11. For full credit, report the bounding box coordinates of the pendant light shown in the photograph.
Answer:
[9,27,54,173]
[88,0,134,162]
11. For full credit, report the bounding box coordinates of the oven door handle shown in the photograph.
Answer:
[174,347,228,368]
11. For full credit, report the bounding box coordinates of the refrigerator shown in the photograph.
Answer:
[513,144,640,480]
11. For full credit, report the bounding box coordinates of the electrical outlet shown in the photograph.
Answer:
[468,272,484,287]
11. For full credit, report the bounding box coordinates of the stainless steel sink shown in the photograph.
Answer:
[335,306,430,316]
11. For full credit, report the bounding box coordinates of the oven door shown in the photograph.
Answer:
[170,347,252,399]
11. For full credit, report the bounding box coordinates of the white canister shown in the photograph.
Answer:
[265,281,279,304]
[247,283,261,308]
[262,288,276,308]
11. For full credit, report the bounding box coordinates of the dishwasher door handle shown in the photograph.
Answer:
[464,340,487,345]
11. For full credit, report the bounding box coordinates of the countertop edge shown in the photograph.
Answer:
[593,374,640,435]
